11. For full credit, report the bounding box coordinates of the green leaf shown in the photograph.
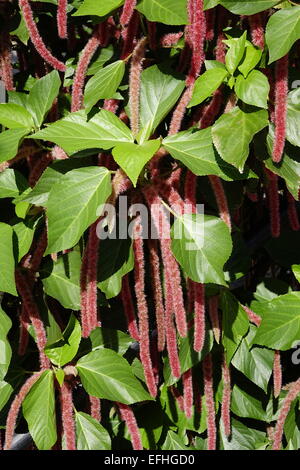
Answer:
[76,349,152,404]
[163,128,257,181]
[41,250,81,310]
[27,70,61,127]
[54,368,64,386]
[112,139,161,186]
[224,31,247,75]
[238,43,262,78]
[0,128,29,163]
[286,88,300,148]
[292,264,300,283]
[32,110,134,154]
[252,292,300,350]
[13,218,39,261]
[0,103,34,129]
[98,246,134,299]
[220,290,249,363]
[84,61,125,112]
[0,306,12,380]
[136,0,188,25]
[220,418,266,450]
[220,0,279,15]
[87,46,114,75]
[139,64,185,133]
[23,370,57,450]
[81,327,133,356]
[15,201,30,219]
[204,0,220,9]
[0,380,13,412]
[230,385,267,421]
[46,166,111,254]
[0,169,28,198]
[161,431,188,450]
[188,68,228,108]
[212,107,269,172]
[171,214,233,286]
[75,411,111,450]
[231,325,274,392]
[235,70,269,109]
[0,223,17,296]
[10,13,30,45]
[266,6,300,64]
[73,0,124,16]
[45,314,81,367]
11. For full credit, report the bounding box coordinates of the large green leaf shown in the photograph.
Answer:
[188,68,228,108]
[32,110,134,154]
[27,71,61,127]
[220,290,249,364]
[76,349,152,404]
[224,31,247,75]
[139,65,185,133]
[161,431,188,450]
[266,6,300,64]
[0,306,12,380]
[0,128,29,163]
[252,292,300,350]
[231,325,274,392]
[0,103,34,129]
[238,43,262,78]
[73,0,124,16]
[45,314,81,367]
[234,70,269,109]
[46,167,111,253]
[0,223,17,296]
[171,214,233,286]
[162,128,257,181]
[75,411,111,450]
[0,380,13,412]
[212,107,269,172]
[23,370,57,450]
[136,0,188,25]
[80,327,133,357]
[0,169,28,198]
[41,250,81,310]
[220,418,266,450]
[230,385,267,421]
[220,0,279,15]
[84,61,125,112]
[98,246,134,299]
[112,139,161,186]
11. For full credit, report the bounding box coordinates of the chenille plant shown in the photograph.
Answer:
[0,0,299,452]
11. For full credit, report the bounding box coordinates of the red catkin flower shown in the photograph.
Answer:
[120,10,140,60]
[209,175,231,230]
[170,385,185,412]
[248,13,265,50]
[133,222,157,397]
[208,295,221,344]
[121,275,140,342]
[15,269,50,369]
[80,243,90,338]
[265,168,280,238]
[186,0,206,85]
[19,0,66,72]
[205,8,215,41]
[168,84,195,136]
[89,396,101,422]
[0,31,15,91]
[18,305,30,355]
[164,275,181,378]
[29,152,54,187]
[60,382,76,450]
[272,378,300,450]
[85,221,100,333]
[193,282,206,353]
[273,350,282,399]
[117,403,143,450]
[4,370,44,450]
[148,239,165,352]
[129,37,147,136]
[221,355,231,437]
[57,0,68,39]
[273,55,288,163]
[161,32,183,47]
[120,0,137,26]
[202,353,216,450]
[182,369,193,419]
[241,304,261,327]
[287,191,300,231]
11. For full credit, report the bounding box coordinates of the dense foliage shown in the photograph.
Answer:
[0,0,299,451]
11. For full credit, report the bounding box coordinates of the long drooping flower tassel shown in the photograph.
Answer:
[116,403,143,450]
[133,220,157,398]
[208,295,221,344]
[248,13,265,50]
[209,175,231,230]
[120,0,137,26]
[161,32,183,47]
[85,221,100,333]
[60,382,76,450]
[272,379,300,450]
[221,355,231,437]
[193,282,206,352]
[121,275,140,341]
[129,37,147,136]
[19,0,66,72]
[241,304,262,327]
[4,370,44,450]
[57,0,68,39]
[15,269,50,369]
[182,369,193,419]
[265,168,280,238]
[0,31,15,91]
[89,396,101,422]
[273,351,282,399]
[273,55,288,163]
[148,239,165,352]
[164,275,181,378]
[121,10,140,60]
[202,353,216,450]
[80,243,90,338]
[186,0,206,85]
